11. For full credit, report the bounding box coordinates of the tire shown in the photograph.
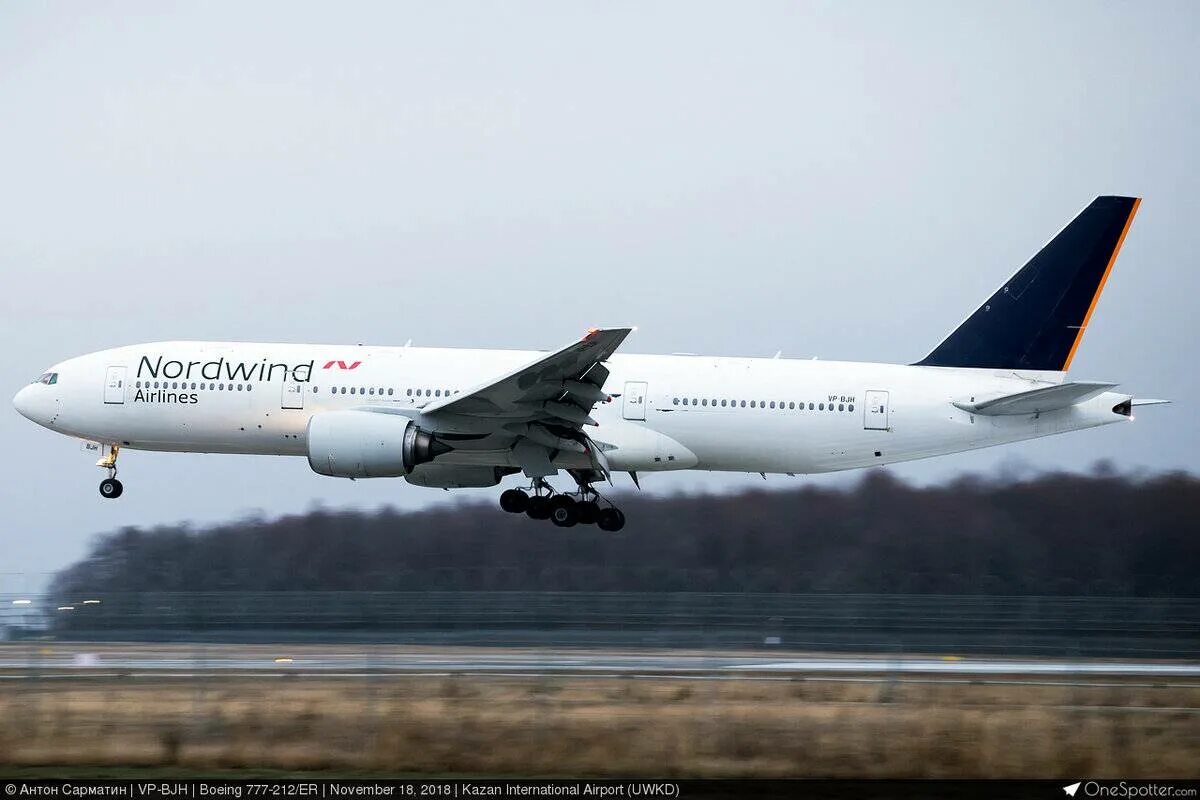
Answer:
[597,507,625,532]
[499,489,529,513]
[576,500,600,525]
[526,496,552,520]
[99,478,123,499]
[550,499,579,528]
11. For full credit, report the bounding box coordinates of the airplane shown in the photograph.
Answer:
[13,196,1165,532]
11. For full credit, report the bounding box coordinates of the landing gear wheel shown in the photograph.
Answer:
[576,500,600,525]
[99,478,123,499]
[526,495,552,520]
[597,507,625,532]
[549,496,579,528]
[499,489,530,513]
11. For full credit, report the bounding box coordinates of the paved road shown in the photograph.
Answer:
[1,645,1198,676]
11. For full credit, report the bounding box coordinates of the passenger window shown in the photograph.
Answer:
[672,398,679,406]
[839,403,844,411]
[809,402,815,410]
[789,402,795,409]
[750,401,756,408]
[388,389,394,396]
[769,401,775,409]
[426,389,432,397]
[819,403,824,410]
[848,404,855,412]
[720,399,727,407]
[368,388,375,395]
[740,400,746,407]
[701,399,707,406]
[435,390,442,397]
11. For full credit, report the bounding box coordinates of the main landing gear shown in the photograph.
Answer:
[96,445,123,499]
[499,479,626,531]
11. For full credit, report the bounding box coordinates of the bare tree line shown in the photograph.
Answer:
[51,465,1200,599]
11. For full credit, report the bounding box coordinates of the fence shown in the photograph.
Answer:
[4,591,1198,657]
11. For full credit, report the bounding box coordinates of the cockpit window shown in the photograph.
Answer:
[35,373,58,385]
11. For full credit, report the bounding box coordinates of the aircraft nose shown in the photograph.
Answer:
[13,385,37,421]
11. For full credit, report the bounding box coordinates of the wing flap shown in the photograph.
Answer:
[954,381,1118,416]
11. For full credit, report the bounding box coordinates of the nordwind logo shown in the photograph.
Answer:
[322,360,362,370]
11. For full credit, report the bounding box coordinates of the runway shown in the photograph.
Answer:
[1,644,1198,677]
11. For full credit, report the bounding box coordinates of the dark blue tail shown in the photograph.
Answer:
[916,196,1140,372]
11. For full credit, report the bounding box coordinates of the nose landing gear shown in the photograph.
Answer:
[96,445,123,499]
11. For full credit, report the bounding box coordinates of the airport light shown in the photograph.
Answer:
[82,599,101,604]
[57,606,74,611]
[12,599,32,606]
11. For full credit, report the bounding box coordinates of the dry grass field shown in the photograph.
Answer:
[1,672,1198,777]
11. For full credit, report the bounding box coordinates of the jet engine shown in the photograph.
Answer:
[306,410,450,478]
[405,464,510,489]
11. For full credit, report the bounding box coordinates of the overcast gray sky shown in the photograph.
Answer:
[1,1,1197,584]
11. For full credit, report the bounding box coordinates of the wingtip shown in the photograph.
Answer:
[584,326,637,341]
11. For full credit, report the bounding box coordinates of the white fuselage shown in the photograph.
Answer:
[13,340,1131,479]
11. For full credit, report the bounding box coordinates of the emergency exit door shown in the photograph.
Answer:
[622,381,647,421]
[103,366,126,404]
[863,390,890,430]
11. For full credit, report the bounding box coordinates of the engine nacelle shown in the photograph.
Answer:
[405,464,507,489]
[306,410,449,478]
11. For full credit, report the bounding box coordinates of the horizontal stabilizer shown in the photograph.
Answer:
[953,381,1117,416]
[1131,398,1170,407]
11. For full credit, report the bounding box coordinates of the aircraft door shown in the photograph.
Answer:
[103,366,126,404]
[622,381,647,421]
[281,381,304,410]
[863,389,890,430]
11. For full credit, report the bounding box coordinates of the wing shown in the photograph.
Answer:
[420,327,634,477]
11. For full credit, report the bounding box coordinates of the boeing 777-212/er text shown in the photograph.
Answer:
[14,197,1166,531]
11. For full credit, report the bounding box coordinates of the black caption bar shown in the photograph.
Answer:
[2,781,1199,800]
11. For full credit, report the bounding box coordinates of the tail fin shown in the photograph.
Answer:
[915,196,1140,372]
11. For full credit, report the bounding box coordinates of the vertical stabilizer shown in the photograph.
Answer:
[916,196,1140,372]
